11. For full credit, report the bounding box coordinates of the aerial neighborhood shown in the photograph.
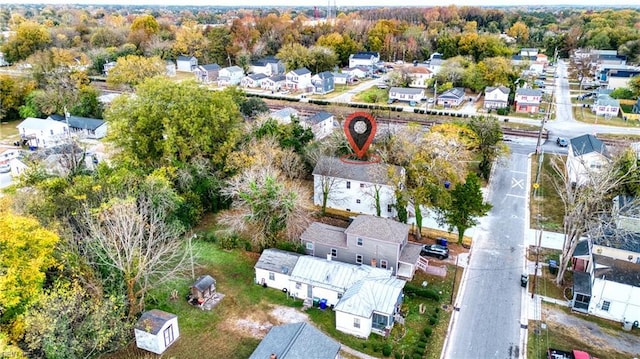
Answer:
[1,3,640,359]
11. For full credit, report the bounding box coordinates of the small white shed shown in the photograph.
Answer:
[134,309,179,354]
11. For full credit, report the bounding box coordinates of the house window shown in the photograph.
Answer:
[380,260,388,269]
[354,318,361,328]
[331,248,337,257]
[356,254,363,264]
[360,183,365,188]
[356,199,361,204]
[357,238,363,246]
[296,282,302,289]
[346,181,351,189]
[601,300,611,312]
[163,325,175,347]
[306,242,314,250]
[269,272,275,281]
[387,204,393,213]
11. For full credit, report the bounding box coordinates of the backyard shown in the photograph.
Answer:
[104,220,463,359]
[530,154,565,231]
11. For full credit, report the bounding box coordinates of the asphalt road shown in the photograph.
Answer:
[443,150,530,359]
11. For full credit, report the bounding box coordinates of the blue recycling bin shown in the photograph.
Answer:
[319,298,328,310]
[436,238,448,247]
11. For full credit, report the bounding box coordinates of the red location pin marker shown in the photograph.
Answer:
[343,112,377,159]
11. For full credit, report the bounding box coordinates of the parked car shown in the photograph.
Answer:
[420,244,449,259]
[0,163,10,173]
[556,137,568,147]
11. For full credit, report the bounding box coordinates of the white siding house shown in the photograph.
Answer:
[47,114,108,140]
[334,277,406,338]
[218,66,244,86]
[312,156,405,218]
[134,310,179,355]
[17,117,69,148]
[285,68,312,90]
[254,249,302,292]
[176,56,197,72]
[348,51,380,69]
[566,134,610,186]
[304,111,335,140]
[592,95,620,117]
[407,67,433,88]
[389,87,425,103]
[484,86,510,109]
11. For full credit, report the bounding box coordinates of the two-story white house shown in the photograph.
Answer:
[303,111,335,140]
[16,117,69,148]
[348,51,380,69]
[249,57,285,77]
[217,66,244,86]
[241,73,268,88]
[176,55,198,72]
[592,94,620,118]
[566,134,610,187]
[312,156,404,218]
[484,86,510,109]
[407,67,433,88]
[389,87,424,103]
[514,88,543,113]
[285,68,312,91]
[261,74,287,92]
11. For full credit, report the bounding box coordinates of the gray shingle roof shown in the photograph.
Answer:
[312,156,404,187]
[248,73,268,81]
[300,222,347,248]
[314,71,333,79]
[292,67,311,75]
[192,275,215,292]
[593,254,640,287]
[344,215,409,244]
[439,87,465,99]
[594,95,620,107]
[201,63,220,71]
[569,134,607,157]
[334,277,405,317]
[177,55,195,61]
[572,271,591,295]
[135,309,176,335]
[255,248,302,274]
[306,111,333,125]
[268,74,286,82]
[515,88,542,97]
[485,86,510,95]
[223,65,243,74]
[390,87,424,95]
[49,114,105,131]
[249,322,340,359]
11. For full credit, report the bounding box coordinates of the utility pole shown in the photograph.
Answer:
[534,90,553,155]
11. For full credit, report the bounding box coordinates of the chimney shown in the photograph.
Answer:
[326,253,332,261]
[270,354,277,359]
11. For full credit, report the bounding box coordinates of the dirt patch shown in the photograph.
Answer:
[224,305,309,339]
[542,305,640,356]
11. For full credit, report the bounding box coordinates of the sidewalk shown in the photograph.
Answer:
[527,294,570,322]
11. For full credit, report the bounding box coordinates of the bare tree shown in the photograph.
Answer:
[82,193,191,318]
[548,151,636,285]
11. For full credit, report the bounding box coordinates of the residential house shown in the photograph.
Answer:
[304,111,335,140]
[249,57,284,77]
[406,67,433,88]
[103,61,116,76]
[217,66,244,86]
[270,107,299,124]
[249,322,340,359]
[529,62,545,75]
[165,61,176,77]
[334,277,406,338]
[342,66,370,79]
[389,87,424,103]
[592,95,620,118]
[241,73,268,88]
[287,255,392,306]
[570,240,640,325]
[312,156,405,218]
[566,134,610,187]
[520,48,539,57]
[332,72,353,85]
[16,117,69,148]
[176,55,197,72]
[348,51,380,69]
[48,114,108,139]
[425,52,444,74]
[285,68,312,91]
[194,63,221,83]
[484,86,510,109]
[436,87,465,107]
[301,214,422,280]
[605,69,640,90]
[134,309,179,355]
[311,71,335,95]
[254,249,302,292]
[261,74,286,92]
[510,54,537,66]
[9,157,28,178]
[514,88,542,113]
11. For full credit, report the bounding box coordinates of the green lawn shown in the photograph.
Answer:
[530,154,566,231]
[0,119,21,144]
[573,106,640,128]
[353,88,390,104]
[105,230,461,359]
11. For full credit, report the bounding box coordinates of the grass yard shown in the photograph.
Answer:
[353,88,390,104]
[530,154,565,231]
[573,106,640,128]
[105,230,463,359]
[0,119,21,144]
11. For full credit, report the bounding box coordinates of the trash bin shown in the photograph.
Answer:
[437,238,448,247]
[548,260,558,275]
[313,297,320,307]
[319,298,328,310]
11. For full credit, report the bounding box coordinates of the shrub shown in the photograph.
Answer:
[218,233,240,249]
[429,316,438,325]
[423,327,433,337]
[435,307,441,314]
[404,283,441,301]
[394,352,402,359]
[382,344,393,356]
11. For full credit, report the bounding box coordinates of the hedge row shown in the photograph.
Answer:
[404,283,441,301]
